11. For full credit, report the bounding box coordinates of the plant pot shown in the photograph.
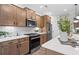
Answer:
[60,32,68,42]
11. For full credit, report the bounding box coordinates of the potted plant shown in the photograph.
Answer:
[58,16,70,42]
[0,31,9,38]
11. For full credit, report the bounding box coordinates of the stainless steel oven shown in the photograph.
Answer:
[25,33,40,54]
[29,35,40,53]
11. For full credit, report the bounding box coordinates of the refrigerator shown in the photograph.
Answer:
[46,22,52,41]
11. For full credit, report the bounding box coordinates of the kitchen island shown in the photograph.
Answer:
[42,36,79,55]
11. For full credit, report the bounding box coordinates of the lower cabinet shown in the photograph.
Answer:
[19,38,29,55]
[0,45,2,54]
[9,40,19,55]
[40,34,47,45]
[2,41,11,55]
[0,37,29,55]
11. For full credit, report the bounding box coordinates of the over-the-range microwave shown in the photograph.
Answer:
[26,19,37,27]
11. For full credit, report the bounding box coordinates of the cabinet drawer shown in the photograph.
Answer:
[18,37,29,42]
[2,40,18,45]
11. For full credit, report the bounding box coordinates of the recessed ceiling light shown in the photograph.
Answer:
[64,9,67,12]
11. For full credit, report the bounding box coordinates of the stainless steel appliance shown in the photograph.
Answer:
[26,19,37,27]
[25,33,40,54]
[46,22,52,41]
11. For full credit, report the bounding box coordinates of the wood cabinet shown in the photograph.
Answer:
[32,11,36,20]
[1,39,18,55]
[36,15,41,28]
[36,15,44,28]
[25,8,32,19]
[0,4,16,26]
[16,6,27,26]
[40,34,47,45]
[0,44,3,54]
[9,40,18,55]
[24,7,36,20]
[0,4,51,27]
[2,41,11,55]
[0,37,29,55]
[0,4,27,26]
[19,38,29,55]
[44,15,51,23]
[36,15,51,32]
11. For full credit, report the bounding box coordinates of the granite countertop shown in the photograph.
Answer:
[36,32,47,34]
[42,36,79,55]
[0,35,29,42]
[0,32,47,42]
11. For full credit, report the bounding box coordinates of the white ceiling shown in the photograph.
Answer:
[15,4,79,16]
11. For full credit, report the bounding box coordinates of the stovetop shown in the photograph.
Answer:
[24,33,40,37]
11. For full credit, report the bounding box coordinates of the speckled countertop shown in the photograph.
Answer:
[42,36,79,55]
[0,32,47,42]
[36,32,47,34]
[0,35,29,42]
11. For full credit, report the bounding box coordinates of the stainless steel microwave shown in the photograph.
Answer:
[26,19,37,27]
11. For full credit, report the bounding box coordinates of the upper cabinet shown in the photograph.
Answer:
[0,4,16,26]
[44,15,51,23]
[24,7,36,20]
[0,4,27,26]
[36,15,51,32]
[15,5,27,26]
[32,11,36,20]
[0,4,51,28]
[36,14,41,28]
[36,15,44,28]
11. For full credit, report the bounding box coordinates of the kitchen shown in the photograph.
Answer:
[1,4,79,55]
[0,4,52,55]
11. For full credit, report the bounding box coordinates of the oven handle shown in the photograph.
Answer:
[31,37,40,40]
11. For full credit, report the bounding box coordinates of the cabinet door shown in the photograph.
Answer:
[40,34,44,45]
[0,4,16,26]
[0,5,9,25]
[16,8,26,26]
[26,9,32,19]
[19,38,29,55]
[40,34,47,45]
[0,44,3,55]
[44,15,51,23]
[9,42,18,55]
[36,15,41,28]
[43,34,47,43]
[32,11,36,20]
[2,40,18,55]
[2,42,10,55]
[36,15,45,28]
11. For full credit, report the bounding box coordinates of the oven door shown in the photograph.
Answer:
[29,36,40,53]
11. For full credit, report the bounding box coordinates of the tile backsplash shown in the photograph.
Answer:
[0,26,35,36]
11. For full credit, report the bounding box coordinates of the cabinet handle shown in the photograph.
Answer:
[14,22,16,25]
[19,44,21,47]
[17,45,18,48]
